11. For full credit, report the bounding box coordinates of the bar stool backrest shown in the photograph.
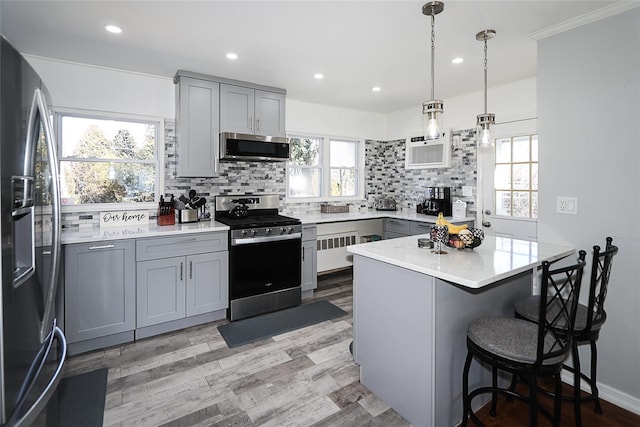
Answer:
[583,237,619,334]
[537,250,587,367]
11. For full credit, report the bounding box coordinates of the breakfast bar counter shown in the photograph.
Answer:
[346,235,574,427]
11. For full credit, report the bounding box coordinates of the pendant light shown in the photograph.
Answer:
[476,29,496,146]
[422,1,444,140]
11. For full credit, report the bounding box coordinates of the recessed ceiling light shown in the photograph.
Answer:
[105,25,122,34]
[372,86,381,92]
[313,73,324,80]
[226,52,238,60]
[452,57,464,64]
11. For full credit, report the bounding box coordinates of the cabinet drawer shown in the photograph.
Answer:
[384,219,412,235]
[302,225,317,241]
[411,222,433,235]
[136,232,227,261]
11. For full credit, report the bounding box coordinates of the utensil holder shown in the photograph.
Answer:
[177,209,199,223]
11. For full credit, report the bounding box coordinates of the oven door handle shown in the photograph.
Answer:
[232,232,302,246]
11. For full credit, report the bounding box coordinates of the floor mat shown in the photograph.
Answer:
[218,300,348,348]
[47,367,108,427]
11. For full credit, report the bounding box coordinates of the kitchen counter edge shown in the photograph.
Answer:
[61,221,230,245]
[296,210,474,225]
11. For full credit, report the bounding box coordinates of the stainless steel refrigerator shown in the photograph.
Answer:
[1,36,67,427]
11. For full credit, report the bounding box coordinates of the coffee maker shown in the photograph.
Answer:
[423,187,452,216]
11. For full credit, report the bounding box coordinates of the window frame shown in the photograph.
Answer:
[285,132,365,203]
[493,133,538,219]
[54,108,165,213]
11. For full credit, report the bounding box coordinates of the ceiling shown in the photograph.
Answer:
[0,1,621,113]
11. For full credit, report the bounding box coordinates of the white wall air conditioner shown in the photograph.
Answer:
[404,130,451,169]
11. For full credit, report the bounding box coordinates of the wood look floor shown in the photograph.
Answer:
[64,269,639,427]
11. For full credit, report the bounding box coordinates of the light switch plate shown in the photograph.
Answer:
[556,196,578,215]
[462,186,473,197]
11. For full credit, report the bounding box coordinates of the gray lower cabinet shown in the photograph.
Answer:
[383,218,475,239]
[64,240,135,344]
[136,232,229,329]
[301,225,318,295]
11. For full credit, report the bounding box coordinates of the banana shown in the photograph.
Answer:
[434,212,468,234]
[445,222,469,234]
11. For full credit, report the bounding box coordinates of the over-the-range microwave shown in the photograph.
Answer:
[404,130,451,169]
[219,132,290,162]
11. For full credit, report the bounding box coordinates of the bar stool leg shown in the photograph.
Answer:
[554,373,562,427]
[529,375,538,427]
[572,341,583,427]
[590,339,603,414]
[490,366,498,417]
[461,350,473,427]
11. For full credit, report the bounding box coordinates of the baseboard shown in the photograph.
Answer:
[560,370,640,416]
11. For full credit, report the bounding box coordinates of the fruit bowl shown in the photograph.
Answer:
[444,227,484,249]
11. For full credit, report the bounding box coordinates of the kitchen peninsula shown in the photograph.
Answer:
[347,235,574,427]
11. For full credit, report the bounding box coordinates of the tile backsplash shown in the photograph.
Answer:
[62,122,477,229]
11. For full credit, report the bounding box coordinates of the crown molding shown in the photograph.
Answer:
[530,1,640,40]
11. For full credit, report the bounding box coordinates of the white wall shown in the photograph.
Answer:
[27,54,536,143]
[538,8,640,411]
[287,99,386,140]
[26,56,175,119]
[385,77,537,140]
[26,56,387,140]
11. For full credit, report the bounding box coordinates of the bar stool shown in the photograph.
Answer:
[514,237,618,426]
[461,251,587,427]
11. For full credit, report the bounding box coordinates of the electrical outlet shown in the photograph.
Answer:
[556,196,578,215]
[462,186,473,197]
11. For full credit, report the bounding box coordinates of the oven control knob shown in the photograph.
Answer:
[241,230,247,236]
[265,228,272,234]
[250,229,257,236]
[287,227,294,234]
[280,227,286,234]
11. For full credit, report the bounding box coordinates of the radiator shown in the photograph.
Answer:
[316,231,358,272]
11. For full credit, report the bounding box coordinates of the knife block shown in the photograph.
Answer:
[157,204,175,226]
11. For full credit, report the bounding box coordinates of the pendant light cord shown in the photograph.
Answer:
[430,8,436,100]
[483,37,488,114]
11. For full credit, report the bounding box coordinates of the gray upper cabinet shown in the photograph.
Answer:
[175,76,220,177]
[254,90,286,136]
[220,84,286,137]
[64,240,135,343]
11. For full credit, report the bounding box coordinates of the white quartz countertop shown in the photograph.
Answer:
[61,210,474,244]
[347,234,575,289]
[295,210,474,225]
[61,220,230,244]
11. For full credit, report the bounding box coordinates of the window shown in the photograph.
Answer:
[287,134,364,201]
[494,134,538,218]
[56,111,163,208]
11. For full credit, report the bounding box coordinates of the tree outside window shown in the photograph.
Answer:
[287,134,363,201]
[57,114,161,206]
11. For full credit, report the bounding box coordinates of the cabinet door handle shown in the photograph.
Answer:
[189,261,193,279]
[256,118,260,132]
[88,244,115,250]
[249,116,253,131]
[175,237,197,243]
[180,262,183,281]
[302,247,305,261]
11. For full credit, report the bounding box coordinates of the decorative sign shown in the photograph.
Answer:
[101,226,149,238]
[100,210,149,228]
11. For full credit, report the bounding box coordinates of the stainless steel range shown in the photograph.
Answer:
[215,195,302,321]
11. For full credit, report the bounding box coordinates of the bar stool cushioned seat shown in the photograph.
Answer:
[513,237,618,426]
[462,251,587,427]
